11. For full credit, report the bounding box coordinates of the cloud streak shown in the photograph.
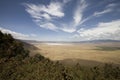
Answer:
[78,3,115,25]
[39,23,58,31]
[24,0,89,33]
[24,0,118,36]
[93,8,112,17]
[73,0,88,26]
[60,0,88,33]
[24,2,64,19]
[24,1,65,31]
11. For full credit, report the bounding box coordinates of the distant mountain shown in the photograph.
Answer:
[77,40,120,43]
[20,40,41,44]
[20,39,120,44]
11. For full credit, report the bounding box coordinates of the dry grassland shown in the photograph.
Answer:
[30,42,120,65]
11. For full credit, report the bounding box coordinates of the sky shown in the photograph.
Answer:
[0,0,120,41]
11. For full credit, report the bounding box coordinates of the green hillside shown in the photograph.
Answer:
[0,31,120,80]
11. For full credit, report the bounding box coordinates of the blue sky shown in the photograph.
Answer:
[0,0,120,41]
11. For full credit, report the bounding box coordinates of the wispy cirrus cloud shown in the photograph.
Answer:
[71,2,120,40]
[24,2,64,19]
[63,0,71,4]
[73,0,88,26]
[39,23,58,31]
[74,19,120,40]
[72,1,115,29]
[106,3,119,8]
[24,0,89,33]
[24,1,65,31]
[60,0,88,33]
[0,27,37,40]
[24,0,118,35]
[78,3,115,25]
[93,2,119,17]
[93,8,112,17]
[60,24,76,33]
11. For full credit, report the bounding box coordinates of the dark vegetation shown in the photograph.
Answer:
[95,46,120,51]
[0,31,120,80]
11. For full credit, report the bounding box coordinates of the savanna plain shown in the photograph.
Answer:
[29,42,120,66]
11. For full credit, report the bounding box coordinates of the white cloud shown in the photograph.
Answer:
[59,23,77,33]
[24,0,90,33]
[43,2,64,17]
[24,0,118,34]
[24,0,79,33]
[41,13,51,20]
[73,0,88,26]
[25,2,64,19]
[93,8,112,16]
[24,1,66,31]
[0,27,29,39]
[0,27,37,40]
[60,27,76,33]
[63,0,71,3]
[106,3,117,8]
[93,3,116,17]
[76,20,120,40]
[39,23,58,31]
[58,0,88,33]
[79,3,115,25]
